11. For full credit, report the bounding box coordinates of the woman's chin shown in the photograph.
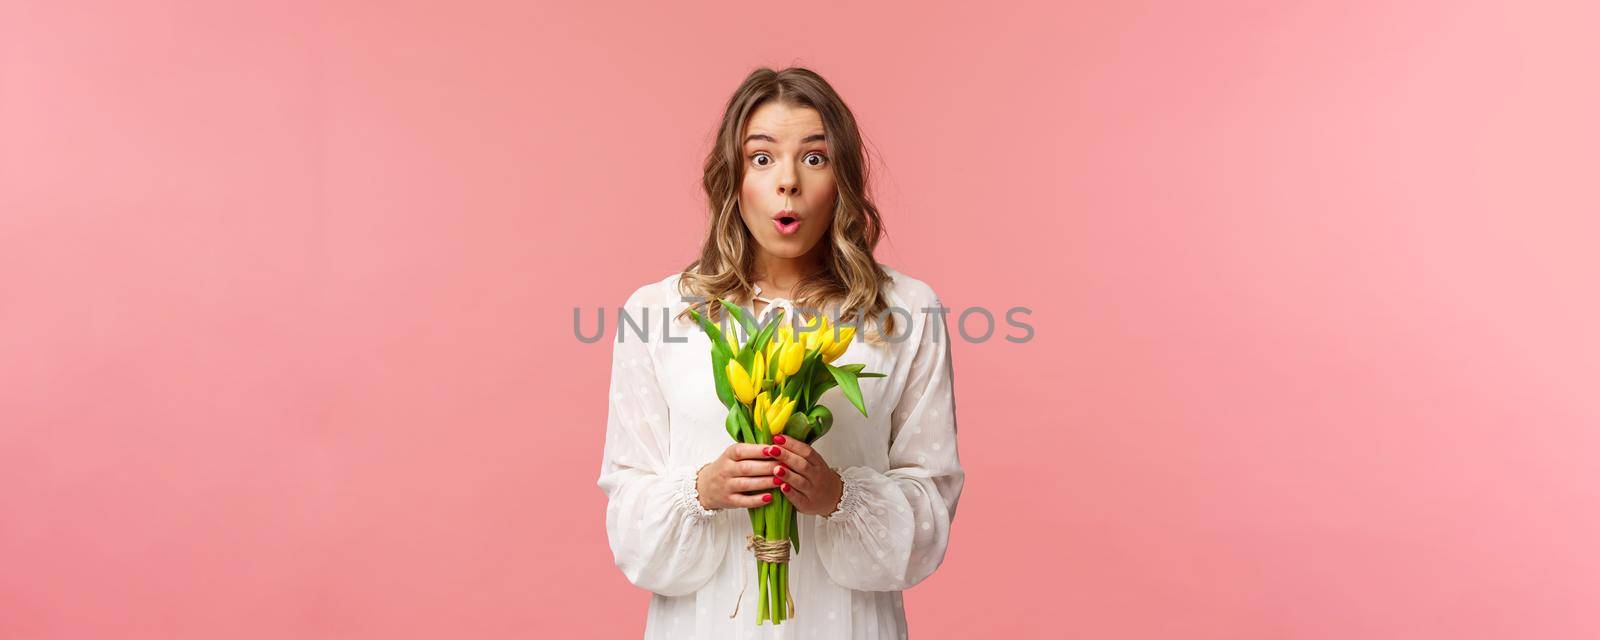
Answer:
[757,238,818,258]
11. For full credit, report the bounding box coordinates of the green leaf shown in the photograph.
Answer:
[686,307,734,359]
[718,298,759,337]
[724,406,744,441]
[812,377,839,398]
[808,405,834,440]
[741,407,757,442]
[805,356,835,403]
[790,507,801,555]
[825,363,869,417]
[746,308,786,361]
[784,412,811,441]
[734,308,784,370]
[711,343,736,408]
[727,405,754,443]
[795,360,811,407]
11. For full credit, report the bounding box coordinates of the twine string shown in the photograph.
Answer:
[727,534,797,619]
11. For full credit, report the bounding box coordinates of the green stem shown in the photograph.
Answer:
[774,494,790,623]
[752,503,766,624]
[799,358,813,408]
[758,560,768,623]
[786,498,793,621]
[755,413,774,622]
[766,495,777,621]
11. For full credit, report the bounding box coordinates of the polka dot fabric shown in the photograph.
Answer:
[598,264,965,638]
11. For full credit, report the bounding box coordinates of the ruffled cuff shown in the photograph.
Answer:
[820,466,871,523]
[669,463,719,520]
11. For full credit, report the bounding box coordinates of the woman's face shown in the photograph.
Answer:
[738,102,836,263]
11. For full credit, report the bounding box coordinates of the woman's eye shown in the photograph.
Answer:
[749,152,826,167]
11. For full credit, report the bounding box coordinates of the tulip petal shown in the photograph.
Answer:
[727,360,756,405]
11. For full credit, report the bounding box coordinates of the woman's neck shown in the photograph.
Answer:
[752,248,823,295]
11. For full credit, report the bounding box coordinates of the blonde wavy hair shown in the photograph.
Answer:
[675,66,897,344]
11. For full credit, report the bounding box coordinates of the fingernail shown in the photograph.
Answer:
[773,435,786,444]
[765,446,775,456]
[781,483,791,492]
[762,493,773,503]
[773,476,782,486]
[775,466,785,477]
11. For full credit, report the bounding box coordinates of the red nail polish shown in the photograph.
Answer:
[781,483,791,492]
[762,493,773,503]
[773,476,782,486]
[765,446,776,456]
[773,435,786,444]
[775,466,785,477]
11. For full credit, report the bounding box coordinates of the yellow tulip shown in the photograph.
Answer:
[822,344,844,363]
[822,326,856,363]
[753,392,771,431]
[767,395,798,435]
[751,352,767,390]
[727,360,756,405]
[779,341,805,375]
[803,315,830,351]
[765,323,795,366]
[723,324,741,352]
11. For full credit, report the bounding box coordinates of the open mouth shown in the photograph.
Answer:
[773,212,801,236]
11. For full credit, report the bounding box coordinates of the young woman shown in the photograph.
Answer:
[598,66,964,639]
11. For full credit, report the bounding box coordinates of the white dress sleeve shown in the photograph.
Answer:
[813,292,965,591]
[596,286,730,596]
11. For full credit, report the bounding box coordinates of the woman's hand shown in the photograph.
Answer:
[768,435,844,516]
[695,443,785,511]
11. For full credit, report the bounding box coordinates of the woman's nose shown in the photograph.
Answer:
[777,161,800,196]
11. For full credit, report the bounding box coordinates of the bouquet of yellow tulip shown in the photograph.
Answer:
[685,298,884,625]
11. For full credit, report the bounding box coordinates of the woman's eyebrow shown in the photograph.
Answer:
[744,132,828,145]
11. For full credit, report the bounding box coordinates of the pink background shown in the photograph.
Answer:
[4,1,1598,638]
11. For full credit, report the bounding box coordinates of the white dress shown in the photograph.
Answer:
[597,264,965,639]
